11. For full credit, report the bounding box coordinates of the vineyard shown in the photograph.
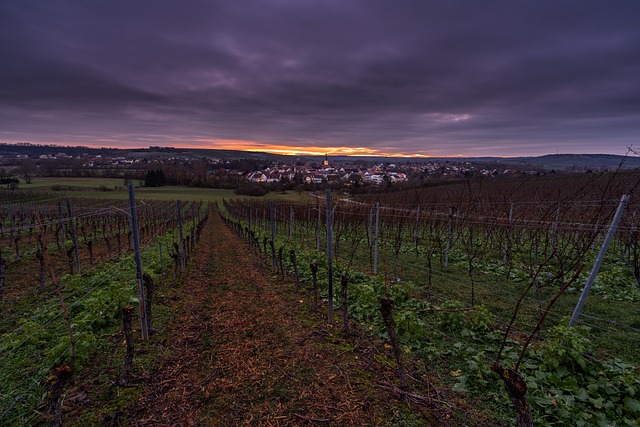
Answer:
[2,171,640,425]
[222,171,640,426]
[0,188,209,425]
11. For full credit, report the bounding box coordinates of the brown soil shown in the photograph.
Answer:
[65,211,474,426]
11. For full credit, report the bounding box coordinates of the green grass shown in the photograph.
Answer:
[18,177,313,204]
[21,177,235,202]
[231,209,640,426]
[249,213,640,366]
[23,177,125,189]
[344,240,640,365]
[260,190,315,202]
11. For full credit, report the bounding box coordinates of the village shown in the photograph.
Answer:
[0,143,540,190]
[242,154,515,187]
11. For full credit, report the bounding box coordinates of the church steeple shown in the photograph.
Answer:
[323,153,329,167]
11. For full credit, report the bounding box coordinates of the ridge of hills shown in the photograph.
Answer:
[1,143,639,170]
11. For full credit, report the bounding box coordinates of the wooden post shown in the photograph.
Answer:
[317,203,321,253]
[373,202,380,274]
[57,201,66,245]
[326,188,334,323]
[290,205,294,241]
[341,274,349,333]
[177,200,185,271]
[445,206,453,267]
[270,203,276,270]
[278,246,285,279]
[504,203,514,264]
[311,261,319,311]
[128,184,149,340]
[414,205,420,246]
[0,253,6,303]
[159,242,165,304]
[66,198,80,274]
[290,249,300,293]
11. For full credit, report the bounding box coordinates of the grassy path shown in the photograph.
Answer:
[123,210,431,426]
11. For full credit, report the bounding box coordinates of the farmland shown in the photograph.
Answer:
[0,185,209,425]
[18,177,313,203]
[223,170,640,426]
[18,177,235,202]
[2,172,640,425]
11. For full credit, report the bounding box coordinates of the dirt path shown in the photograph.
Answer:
[125,210,422,426]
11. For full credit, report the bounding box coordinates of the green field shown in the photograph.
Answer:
[18,177,313,203]
[22,177,125,189]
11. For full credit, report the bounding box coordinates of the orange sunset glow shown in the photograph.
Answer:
[194,139,434,158]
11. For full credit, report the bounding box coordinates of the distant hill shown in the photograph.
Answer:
[294,153,640,171]
[1,143,639,170]
[0,144,296,162]
[495,154,640,171]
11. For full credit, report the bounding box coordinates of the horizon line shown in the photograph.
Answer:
[0,141,624,159]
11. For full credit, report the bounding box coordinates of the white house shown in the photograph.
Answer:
[247,172,267,183]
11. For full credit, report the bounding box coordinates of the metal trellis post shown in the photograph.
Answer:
[326,188,334,323]
[569,194,630,326]
[374,202,380,274]
[128,184,149,340]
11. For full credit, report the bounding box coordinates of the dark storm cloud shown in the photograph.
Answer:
[1,0,639,155]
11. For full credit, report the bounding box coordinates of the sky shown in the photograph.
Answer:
[1,1,639,157]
